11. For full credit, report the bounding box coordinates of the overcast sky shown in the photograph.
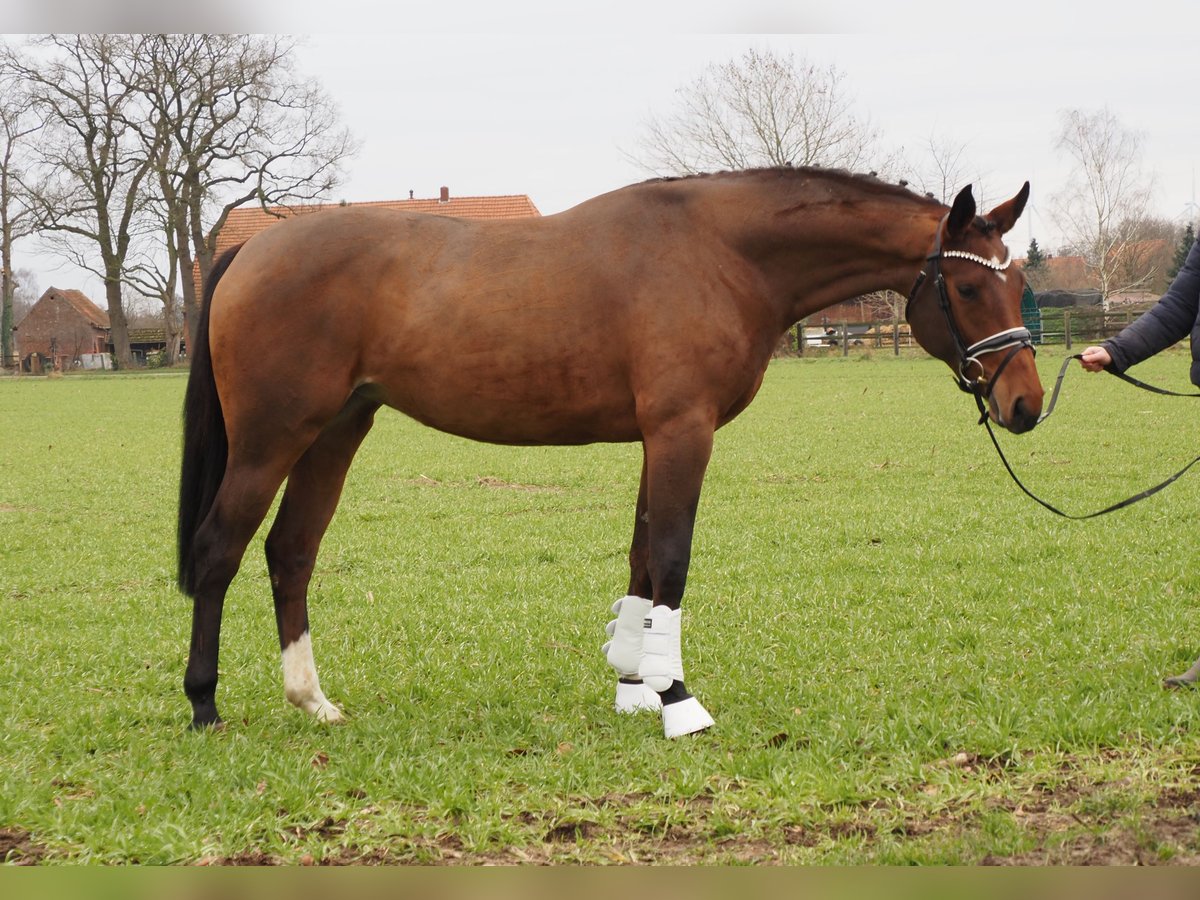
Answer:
[8,5,1199,304]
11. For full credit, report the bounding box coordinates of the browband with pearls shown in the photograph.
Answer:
[940,248,1013,271]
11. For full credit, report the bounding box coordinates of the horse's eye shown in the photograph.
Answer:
[957,283,979,301]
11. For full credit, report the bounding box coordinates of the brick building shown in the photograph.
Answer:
[14,287,111,372]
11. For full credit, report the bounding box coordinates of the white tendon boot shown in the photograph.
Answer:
[640,605,714,739]
[602,596,660,712]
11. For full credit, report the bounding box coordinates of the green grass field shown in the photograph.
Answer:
[4,351,1200,864]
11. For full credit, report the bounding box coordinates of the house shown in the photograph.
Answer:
[1019,239,1176,296]
[14,288,111,373]
[126,327,185,364]
[193,187,542,300]
[1017,254,1091,292]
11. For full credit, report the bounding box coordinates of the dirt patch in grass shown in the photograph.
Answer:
[981,818,1200,867]
[314,828,785,866]
[474,476,561,493]
[980,766,1200,865]
[191,752,1200,866]
[0,827,49,865]
[197,851,278,866]
[404,474,562,493]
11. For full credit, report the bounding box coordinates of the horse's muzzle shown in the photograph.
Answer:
[1004,395,1041,434]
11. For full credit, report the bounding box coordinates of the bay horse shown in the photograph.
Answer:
[178,167,1041,738]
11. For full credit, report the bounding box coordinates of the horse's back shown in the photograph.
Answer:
[208,198,774,446]
[209,207,647,443]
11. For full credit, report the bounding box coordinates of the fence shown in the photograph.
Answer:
[1035,307,1152,349]
[785,306,1155,357]
[784,320,913,357]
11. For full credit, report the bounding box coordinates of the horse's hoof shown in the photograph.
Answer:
[615,680,661,713]
[662,696,714,739]
[1164,676,1196,690]
[315,703,345,724]
[188,717,226,732]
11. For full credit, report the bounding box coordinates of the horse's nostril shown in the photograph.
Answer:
[1011,396,1041,432]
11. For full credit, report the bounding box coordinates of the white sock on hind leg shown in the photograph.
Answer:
[281,631,343,723]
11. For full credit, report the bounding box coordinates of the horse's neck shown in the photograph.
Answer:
[713,177,944,325]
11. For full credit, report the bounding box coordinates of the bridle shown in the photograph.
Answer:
[908,217,1200,519]
[905,217,1035,426]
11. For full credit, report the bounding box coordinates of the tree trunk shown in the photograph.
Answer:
[159,273,180,367]
[104,274,133,368]
[1,232,13,370]
[161,289,180,367]
[176,214,199,358]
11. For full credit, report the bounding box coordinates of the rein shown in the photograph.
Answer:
[909,218,1198,519]
[982,353,1200,519]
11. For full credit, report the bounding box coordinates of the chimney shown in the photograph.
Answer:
[408,190,414,200]
[439,186,449,203]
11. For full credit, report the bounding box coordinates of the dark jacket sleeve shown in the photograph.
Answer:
[1102,238,1200,373]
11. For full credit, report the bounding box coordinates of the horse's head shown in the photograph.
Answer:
[906,183,1043,434]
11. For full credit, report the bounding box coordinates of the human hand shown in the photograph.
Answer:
[1079,346,1112,373]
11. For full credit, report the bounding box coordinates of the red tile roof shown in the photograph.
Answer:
[213,192,541,257]
[46,287,110,329]
[1017,254,1091,291]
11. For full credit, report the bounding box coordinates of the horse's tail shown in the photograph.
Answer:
[177,243,244,597]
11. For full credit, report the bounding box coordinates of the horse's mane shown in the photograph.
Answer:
[641,165,943,207]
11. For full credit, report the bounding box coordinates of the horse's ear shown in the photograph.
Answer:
[986,182,1031,236]
[946,185,976,239]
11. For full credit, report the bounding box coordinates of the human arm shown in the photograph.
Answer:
[1100,239,1200,373]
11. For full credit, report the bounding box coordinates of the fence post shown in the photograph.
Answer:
[1064,310,1072,350]
[840,323,849,357]
[797,320,805,357]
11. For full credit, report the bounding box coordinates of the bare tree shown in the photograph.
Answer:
[906,133,972,205]
[138,34,354,336]
[121,189,185,364]
[0,63,43,370]
[10,267,38,324]
[633,48,891,176]
[1051,107,1157,302]
[857,290,905,322]
[3,34,163,368]
[1113,215,1179,295]
[121,51,187,366]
